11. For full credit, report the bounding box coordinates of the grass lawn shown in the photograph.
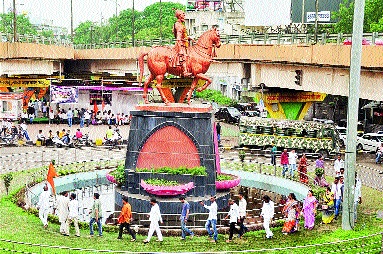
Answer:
[0,164,382,253]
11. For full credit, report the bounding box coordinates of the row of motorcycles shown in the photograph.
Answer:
[0,127,30,146]
[51,130,122,150]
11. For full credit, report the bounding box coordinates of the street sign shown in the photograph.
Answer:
[307,11,331,22]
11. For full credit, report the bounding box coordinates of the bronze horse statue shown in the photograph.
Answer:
[138,27,221,105]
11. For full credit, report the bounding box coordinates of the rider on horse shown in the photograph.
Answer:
[173,10,193,77]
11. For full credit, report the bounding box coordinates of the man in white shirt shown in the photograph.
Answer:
[55,191,69,234]
[19,121,30,141]
[334,154,344,175]
[261,195,275,239]
[38,184,51,229]
[331,177,343,219]
[224,199,240,243]
[65,193,80,237]
[288,150,298,178]
[238,192,248,237]
[200,195,218,243]
[143,198,163,243]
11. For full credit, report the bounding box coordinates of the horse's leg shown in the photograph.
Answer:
[156,75,170,106]
[195,73,212,92]
[186,78,199,105]
[142,74,154,104]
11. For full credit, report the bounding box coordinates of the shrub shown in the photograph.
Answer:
[315,167,324,177]
[195,89,235,106]
[216,174,234,181]
[109,164,125,185]
[144,178,179,186]
[136,166,207,176]
[3,173,13,195]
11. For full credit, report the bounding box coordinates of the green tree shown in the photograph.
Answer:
[73,21,101,44]
[0,12,38,35]
[73,1,185,44]
[333,0,383,33]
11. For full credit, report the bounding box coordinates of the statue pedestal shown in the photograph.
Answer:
[118,103,229,215]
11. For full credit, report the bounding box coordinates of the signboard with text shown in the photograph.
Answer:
[264,92,326,104]
[50,85,78,104]
[306,11,331,22]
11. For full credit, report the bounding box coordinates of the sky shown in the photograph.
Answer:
[2,0,186,32]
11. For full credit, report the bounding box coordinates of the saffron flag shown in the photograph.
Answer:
[93,100,99,114]
[47,162,58,195]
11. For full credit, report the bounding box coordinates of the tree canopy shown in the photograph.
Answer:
[73,2,185,44]
[333,0,383,33]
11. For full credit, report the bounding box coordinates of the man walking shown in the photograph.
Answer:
[260,195,275,239]
[143,198,163,243]
[238,192,248,237]
[200,195,218,243]
[179,195,194,240]
[288,149,298,178]
[281,149,289,177]
[89,193,103,237]
[271,144,277,166]
[38,184,51,229]
[117,196,136,241]
[56,191,69,234]
[224,199,240,243]
[65,193,80,237]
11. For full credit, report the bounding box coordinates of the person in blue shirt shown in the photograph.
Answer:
[179,196,194,240]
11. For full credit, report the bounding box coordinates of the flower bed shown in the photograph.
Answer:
[140,179,194,196]
[215,173,240,190]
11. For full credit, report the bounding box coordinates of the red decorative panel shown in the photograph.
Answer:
[136,126,200,169]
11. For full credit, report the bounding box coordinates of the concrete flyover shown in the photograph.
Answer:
[1,42,383,100]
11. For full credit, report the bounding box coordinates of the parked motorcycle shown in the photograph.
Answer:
[72,133,93,148]
[104,130,122,150]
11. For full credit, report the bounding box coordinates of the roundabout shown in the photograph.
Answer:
[0,145,382,253]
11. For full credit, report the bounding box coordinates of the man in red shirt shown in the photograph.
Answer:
[280,148,289,177]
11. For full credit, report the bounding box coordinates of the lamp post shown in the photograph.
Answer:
[70,0,73,42]
[159,0,162,41]
[314,0,319,43]
[104,0,119,40]
[132,0,135,46]
[12,0,16,42]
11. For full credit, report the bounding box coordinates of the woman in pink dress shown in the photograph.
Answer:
[302,190,318,230]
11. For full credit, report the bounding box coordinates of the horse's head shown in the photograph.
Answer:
[197,27,221,49]
[210,27,221,48]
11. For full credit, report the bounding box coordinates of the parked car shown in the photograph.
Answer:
[356,133,383,152]
[243,111,260,117]
[214,107,241,123]
[336,126,347,147]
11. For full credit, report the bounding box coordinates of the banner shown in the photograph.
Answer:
[50,85,78,104]
[264,92,326,103]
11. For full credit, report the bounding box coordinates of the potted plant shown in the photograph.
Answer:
[215,173,240,190]
[106,164,125,186]
[140,178,194,196]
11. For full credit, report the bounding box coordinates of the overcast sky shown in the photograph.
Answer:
[3,0,185,32]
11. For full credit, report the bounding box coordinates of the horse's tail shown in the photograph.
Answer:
[138,51,148,85]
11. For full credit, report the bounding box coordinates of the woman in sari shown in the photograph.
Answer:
[302,190,318,230]
[298,154,308,183]
[282,193,300,234]
[321,186,335,224]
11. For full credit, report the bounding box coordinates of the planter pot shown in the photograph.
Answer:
[140,180,195,196]
[106,172,117,184]
[215,174,240,190]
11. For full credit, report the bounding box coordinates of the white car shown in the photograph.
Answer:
[356,133,383,152]
[336,126,347,146]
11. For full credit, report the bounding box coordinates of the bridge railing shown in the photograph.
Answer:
[2,31,382,48]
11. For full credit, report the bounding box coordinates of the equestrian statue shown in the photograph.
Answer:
[138,9,221,105]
